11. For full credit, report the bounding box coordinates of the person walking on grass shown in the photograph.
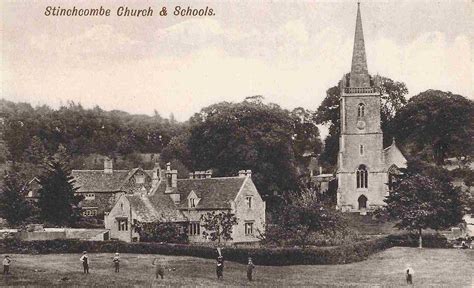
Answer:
[152,257,165,279]
[80,251,90,274]
[406,268,413,285]
[113,253,120,273]
[3,255,11,275]
[216,255,224,280]
[247,257,255,281]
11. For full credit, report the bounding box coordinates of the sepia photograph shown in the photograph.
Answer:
[1,0,473,287]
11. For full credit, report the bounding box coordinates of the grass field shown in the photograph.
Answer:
[1,247,472,287]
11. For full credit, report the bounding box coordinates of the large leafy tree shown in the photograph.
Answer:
[0,168,32,226]
[383,166,467,248]
[390,90,474,165]
[37,149,82,226]
[315,77,408,167]
[168,97,321,207]
[201,211,238,244]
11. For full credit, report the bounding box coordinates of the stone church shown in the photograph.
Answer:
[336,3,406,213]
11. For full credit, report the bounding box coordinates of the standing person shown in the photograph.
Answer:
[113,253,120,273]
[247,257,255,281]
[406,268,413,285]
[152,257,165,279]
[3,255,11,275]
[216,255,224,280]
[80,251,90,274]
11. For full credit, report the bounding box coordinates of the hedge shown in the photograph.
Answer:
[0,237,393,266]
[387,232,450,248]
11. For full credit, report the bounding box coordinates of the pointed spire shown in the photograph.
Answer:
[350,2,370,87]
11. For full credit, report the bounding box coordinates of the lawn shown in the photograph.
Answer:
[1,247,472,287]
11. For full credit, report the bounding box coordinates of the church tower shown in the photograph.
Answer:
[336,3,387,213]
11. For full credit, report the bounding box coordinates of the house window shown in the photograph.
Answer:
[135,175,145,184]
[245,196,252,208]
[244,222,254,235]
[358,103,365,117]
[359,145,364,156]
[356,165,368,188]
[189,198,196,208]
[166,174,172,187]
[118,219,128,231]
[85,193,95,200]
[188,222,200,236]
[83,209,97,216]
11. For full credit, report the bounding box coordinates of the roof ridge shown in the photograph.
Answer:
[178,176,244,181]
[72,169,130,172]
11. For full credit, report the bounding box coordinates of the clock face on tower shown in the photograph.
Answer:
[357,120,366,130]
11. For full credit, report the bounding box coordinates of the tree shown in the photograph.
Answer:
[200,211,238,244]
[0,169,32,226]
[391,90,474,165]
[37,151,82,226]
[185,99,314,207]
[315,77,409,166]
[383,170,467,248]
[274,186,347,248]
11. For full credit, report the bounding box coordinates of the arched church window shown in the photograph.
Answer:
[358,103,365,117]
[360,145,364,155]
[356,164,368,188]
[388,165,398,191]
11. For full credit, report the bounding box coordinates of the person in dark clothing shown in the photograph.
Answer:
[152,258,165,279]
[3,256,11,275]
[247,257,255,281]
[216,255,224,280]
[113,253,120,273]
[406,269,413,284]
[80,251,89,274]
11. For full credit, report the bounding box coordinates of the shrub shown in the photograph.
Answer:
[387,232,450,248]
[134,221,188,244]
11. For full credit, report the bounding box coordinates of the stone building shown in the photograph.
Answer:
[72,158,160,217]
[105,165,265,243]
[336,3,406,213]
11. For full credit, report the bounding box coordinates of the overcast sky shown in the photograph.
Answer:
[2,0,472,122]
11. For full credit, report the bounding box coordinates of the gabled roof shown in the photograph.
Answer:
[175,177,246,209]
[112,175,254,223]
[384,140,407,170]
[126,182,186,222]
[72,168,154,193]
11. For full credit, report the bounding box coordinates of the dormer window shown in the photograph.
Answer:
[245,196,252,208]
[357,103,365,117]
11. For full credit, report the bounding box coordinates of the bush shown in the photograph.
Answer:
[387,232,450,248]
[0,236,392,266]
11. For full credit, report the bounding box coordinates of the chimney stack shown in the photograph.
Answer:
[152,163,161,186]
[104,157,113,174]
[165,162,178,191]
[238,170,252,178]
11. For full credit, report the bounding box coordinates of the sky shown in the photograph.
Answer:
[1,0,472,123]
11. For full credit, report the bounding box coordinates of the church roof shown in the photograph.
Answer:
[384,139,407,169]
[349,3,370,88]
